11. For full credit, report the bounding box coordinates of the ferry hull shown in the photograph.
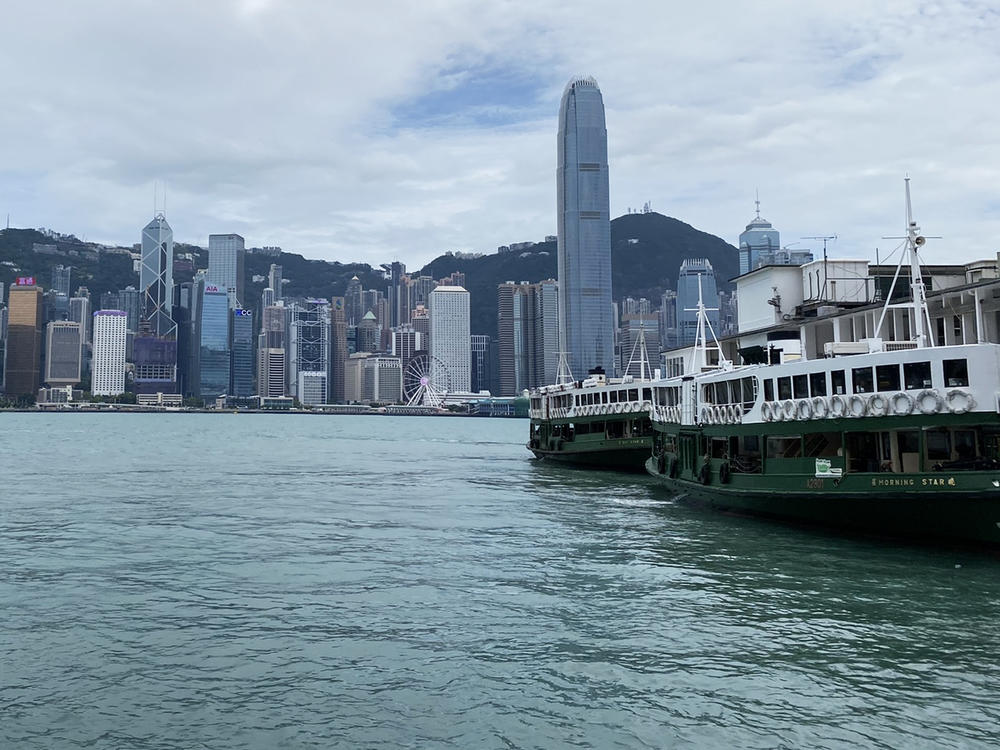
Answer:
[645,457,1000,546]
[530,443,650,472]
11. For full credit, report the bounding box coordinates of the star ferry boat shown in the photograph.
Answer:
[645,182,1000,546]
[528,331,655,471]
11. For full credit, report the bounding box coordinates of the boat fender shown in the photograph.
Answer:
[812,396,829,419]
[917,389,942,415]
[761,402,773,421]
[783,400,796,421]
[890,391,914,416]
[657,452,667,474]
[719,462,731,484]
[699,462,711,485]
[946,389,975,415]
[868,393,889,417]
[796,399,813,420]
[830,394,847,418]
[848,394,868,418]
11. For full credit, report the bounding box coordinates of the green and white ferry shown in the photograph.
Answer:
[646,182,1000,546]
[528,333,654,471]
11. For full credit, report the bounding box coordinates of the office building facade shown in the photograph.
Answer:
[231,308,254,397]
[198,284,231,399]
[4,284,43,396]
[92,310,127,396]
[45,321,83,387]
[557,76,614,377]
[207,233,246,307]
[676,258,720,347]
[140,213,176,338]
[428,285,470,393]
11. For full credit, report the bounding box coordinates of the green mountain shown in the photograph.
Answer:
[420,212,738,335]
[1,212,737,338]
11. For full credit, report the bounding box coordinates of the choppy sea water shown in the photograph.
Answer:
[1,413,999,749]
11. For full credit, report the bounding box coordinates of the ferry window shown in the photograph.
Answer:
[629,389,639,401]
[943,359,969,387]
[935,318,946,346]
[766,435,802,459]
[643,388,651,401]
[904,361,932,390]
[852,367,874,394]
[610,390,618,403]
[777,377,792,400]
[953,315,962,341]
[793,374,808,399]
[954,430,976,461]
[715,382,729,404]
[602,391,609,403]
[809,372,827,397]
[926,429,951,461]
[804,431,842,457]
[741,435,760,454]
[831,369,846,395]
[876,364,901,392]
[711,438,728,459]
[764,379,775,402]
[741,377,756,409]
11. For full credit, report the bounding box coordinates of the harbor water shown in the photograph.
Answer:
[2,413,999,749]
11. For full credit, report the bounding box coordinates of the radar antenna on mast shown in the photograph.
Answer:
[874,178,942,348]
[684,274,730,374]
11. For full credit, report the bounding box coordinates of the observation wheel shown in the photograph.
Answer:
[403,353,452,407]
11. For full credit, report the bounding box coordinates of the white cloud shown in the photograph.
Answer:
[1,0,998,268]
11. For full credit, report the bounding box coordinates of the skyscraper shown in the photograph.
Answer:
[738,198,780,274]
[230,309,255,397]
[44,321,82,387]
[557,76,614,377]
[198,284,231,399]
[268,264,283,301]
[68,295,91,343]
[140,213,176,338]
[345,276,364,326]
[208,233,246,307]
[676,258,720,347]
[92,310,127,396]
[258,305,287,398]
[4,283,43,396]
[329,297,347,403]
[289,300,330,401]
[117,286,141,332]
[497,280,559,395]
[429,285,470,393]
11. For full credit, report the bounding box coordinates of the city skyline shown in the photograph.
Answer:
[1,4,998,268]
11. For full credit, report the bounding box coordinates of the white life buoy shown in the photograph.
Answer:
[711,405,723,423]
[812,396,829,419]
[761,402,771,421]
[728,404,738,422]
[700,406,711,424]
[830,394,847,418]
[772,401,784,421]
[849,394,868,418]
[890,391,914,416]
[868,393,889,417]
[782,400,796,421]
[946,389,975,415]
[916,389,942,415]
[796,399,813,420]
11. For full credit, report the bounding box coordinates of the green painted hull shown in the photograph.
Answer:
[529,442,651,472]
[645,454,1000,547]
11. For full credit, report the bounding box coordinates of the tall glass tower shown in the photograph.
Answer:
[557,76,614,378]
[140,213,176,338]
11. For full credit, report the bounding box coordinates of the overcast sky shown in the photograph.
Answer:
[2,0,998,269]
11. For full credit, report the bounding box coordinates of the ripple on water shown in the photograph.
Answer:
[1,413,1000,749]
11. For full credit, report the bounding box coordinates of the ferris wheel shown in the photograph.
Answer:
[403,353,452,407]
